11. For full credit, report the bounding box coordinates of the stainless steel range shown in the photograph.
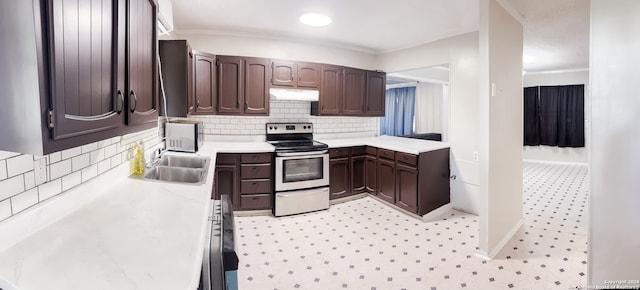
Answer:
[266,122,330,217]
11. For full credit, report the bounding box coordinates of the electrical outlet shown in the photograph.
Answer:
[473,151,479,162]
[34,158,47,185]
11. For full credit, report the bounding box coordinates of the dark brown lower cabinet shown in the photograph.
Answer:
[365,155,377,194]
[376,158,396,203]
[395,164,418,213]
[329,157,350,199]
[351,155,366,194]
[214,154,239,209]
[214,153,273,211]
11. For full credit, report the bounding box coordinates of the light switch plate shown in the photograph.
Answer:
[34,158,47,185]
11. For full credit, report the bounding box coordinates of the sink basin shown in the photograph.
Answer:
[136,155,210,185]
[158,155,210,169]
[144,166,205,184]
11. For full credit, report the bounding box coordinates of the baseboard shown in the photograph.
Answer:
[330,193,368,205]
[523,159,588,166]
[233,209,271,217]
[422,203,453,222]
[477,218,524,260]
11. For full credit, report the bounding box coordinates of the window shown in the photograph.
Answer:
[523,85,585,148]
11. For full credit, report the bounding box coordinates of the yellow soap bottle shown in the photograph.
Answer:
[130,141,145,175]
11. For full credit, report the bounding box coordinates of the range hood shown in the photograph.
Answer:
[269,88,319,102]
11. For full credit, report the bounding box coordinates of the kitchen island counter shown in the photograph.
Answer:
[317,135,450,155]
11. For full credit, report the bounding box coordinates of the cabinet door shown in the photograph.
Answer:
[396,163,418,213]
[330,157,350,199]
[215,164,239,210]
[318,65,342,115]
[244,57,271,115]
[351,155,366,194]
[297,63,321,88]
[49,0,123,140]
[187,46,194,114]
[216,56,244,114]
[271,61,296,87]
[366,71,386,116]
[193,51,216,114]
[127,0,159,126]
[365,155,377,194]
[342,68,366,115]
[377,158,395,203]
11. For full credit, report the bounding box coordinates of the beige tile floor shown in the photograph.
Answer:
[235,162,588,289]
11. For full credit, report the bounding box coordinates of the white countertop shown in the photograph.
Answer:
[0,140,275,290]
[0,153,216,290]
[317,135,450,155]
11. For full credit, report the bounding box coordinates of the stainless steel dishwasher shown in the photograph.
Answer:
[199,195,238,290]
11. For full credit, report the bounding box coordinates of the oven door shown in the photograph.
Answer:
[275,150,329,191]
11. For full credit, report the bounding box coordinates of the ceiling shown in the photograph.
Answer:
[171,0,589,72]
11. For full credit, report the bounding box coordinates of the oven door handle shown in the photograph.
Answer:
[276,150,328,157]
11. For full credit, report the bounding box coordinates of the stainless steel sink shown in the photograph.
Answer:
[158,155,210,169]
[144,166,205,184]
[135,155,210,185]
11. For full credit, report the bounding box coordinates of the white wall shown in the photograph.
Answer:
[478,0,523,259]
[376,32,481,215]
[176,33,378,70]
[589,1,640,288]
[523,70,590,164]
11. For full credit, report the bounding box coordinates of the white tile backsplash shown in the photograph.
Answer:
[0,160,7,180]
[0,199,11,221]
[182,100,379,138]
[10,188,38,214]
[6,155,34,177]
[38,178,62,201]
[49,159,72,180]
[71,153,91,171]
[62,171,82,192]
[0,127,162,222]
[0,176,25,201]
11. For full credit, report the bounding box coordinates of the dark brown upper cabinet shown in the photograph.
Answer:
[311,64,343,115]
[271,61,320,89]
[217,56,271,116]
[193,51,217,114]
[311,66,386,117]
[342,68,367,115]
[244,57,270,115]
[126,0,159,127]
[48,0,124,141]
[159,40,194,117]
[0,0,157,155]
[366,71,386,116]
[271,61,296,87]
[216,56,243,114]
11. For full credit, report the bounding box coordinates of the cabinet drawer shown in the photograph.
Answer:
[241,179,272,194]
[396,152,418,166]
[351,146,366,156]
[240,194,272,210]
[216,154,238,165]
[241,164,272,179]
[377,148,395,160]
[366,146,377,155]
[241,153,272,164]
[329,148,351,158]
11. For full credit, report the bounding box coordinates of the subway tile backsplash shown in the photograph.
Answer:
[185,100,379,137]
[0,127,162,222]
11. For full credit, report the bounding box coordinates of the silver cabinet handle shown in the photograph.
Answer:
[116,90,124,114]
[129,91,137,113]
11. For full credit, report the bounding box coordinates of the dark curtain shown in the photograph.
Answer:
[537,85,585,147]
[557,85,585,147]
[539,86,559,146]
[523,87,540,145]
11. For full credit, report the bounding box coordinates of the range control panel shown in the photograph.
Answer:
[265,123,313,134]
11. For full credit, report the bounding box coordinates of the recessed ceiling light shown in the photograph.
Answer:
[300,12,331,27]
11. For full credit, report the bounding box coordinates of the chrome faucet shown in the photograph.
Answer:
[147,147,165,168]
